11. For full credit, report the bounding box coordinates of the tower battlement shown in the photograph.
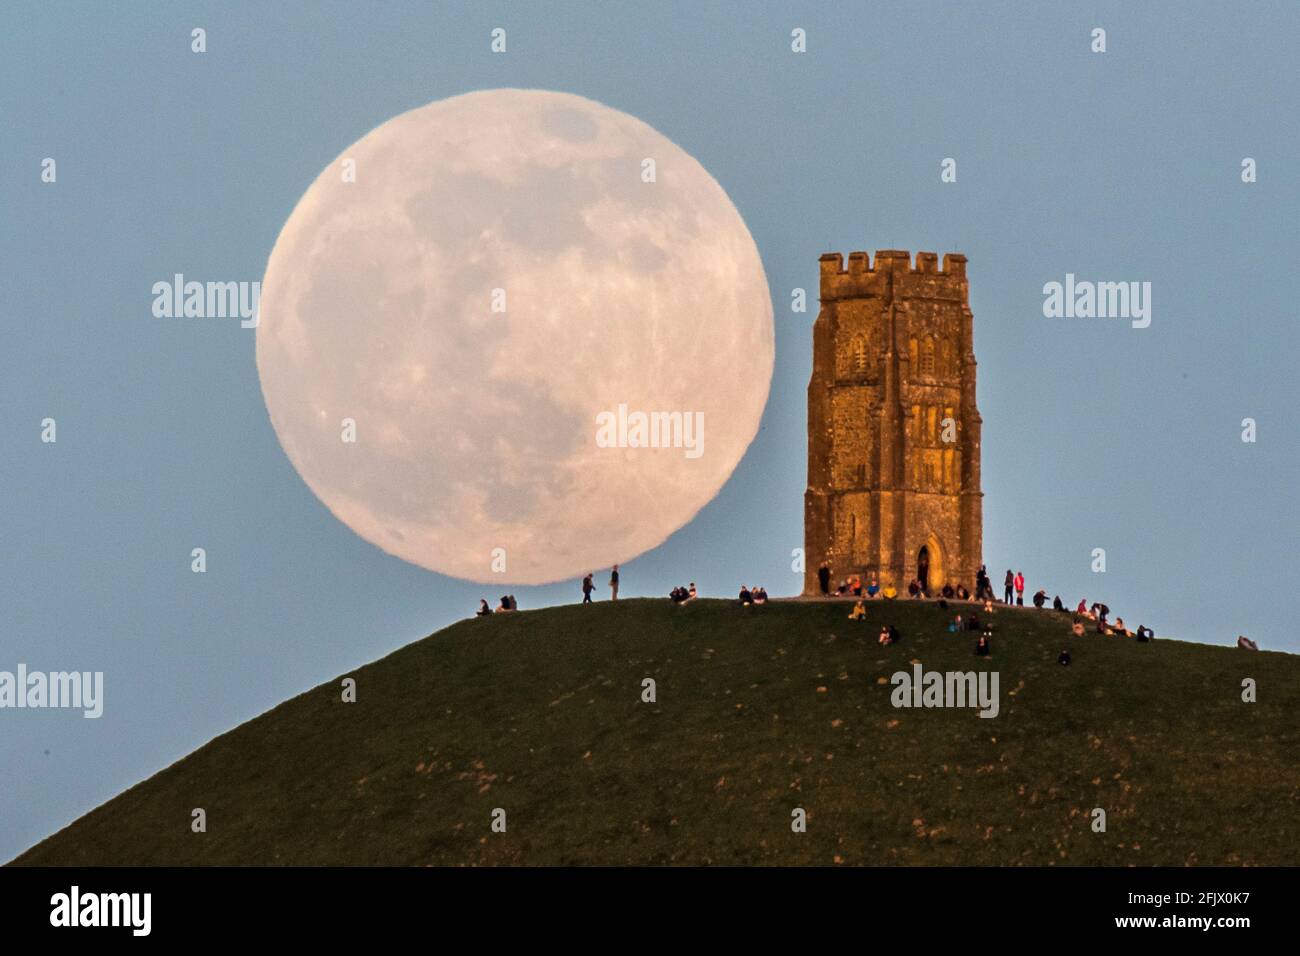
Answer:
[804,246,983,596]
[819,250,968,302]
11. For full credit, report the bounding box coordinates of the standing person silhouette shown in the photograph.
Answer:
[1003,569,1014,604]
[582,573,595,604]
[609,565,620,601]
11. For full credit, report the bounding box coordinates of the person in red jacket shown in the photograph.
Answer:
[1013,571,1025,606]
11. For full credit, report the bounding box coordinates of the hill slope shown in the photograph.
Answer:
[11,599,1300,866]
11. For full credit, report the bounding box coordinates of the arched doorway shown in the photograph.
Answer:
[918,536,945,593]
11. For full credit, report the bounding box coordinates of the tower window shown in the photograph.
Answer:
[921,337,936,375]
[854,337,868,373]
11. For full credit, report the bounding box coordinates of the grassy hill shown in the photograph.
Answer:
[11,598,1300,866]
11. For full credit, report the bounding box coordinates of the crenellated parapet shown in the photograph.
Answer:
[819,249,968,303]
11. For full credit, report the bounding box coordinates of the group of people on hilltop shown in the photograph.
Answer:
[477,595,518,616]
[849,594,995,655]
[670,583,698,603]
[820,566,897,599]
[1002,569,1026,605]
[471,557,1255,652]
[817,558,1171,656]
[581,566,620,604]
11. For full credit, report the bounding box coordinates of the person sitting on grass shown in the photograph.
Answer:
[836,579,850,596]
[942,583,955,599]
[966,613,982,631]
[983,599,994,615]
[476,599,492,617]
[1032,589,1048,609]
[1077,599,1091,617]
[907,579,922,599]
[848,599,867,621]
[1237,635,1259,651]
[956,584,970,601]
[949,614,963,632]
[878,625,899,646]
[738,585,753,606]
[496,596,513,613]
[867,576,881,598]
[753,586,768,605]
[1071,621,1085,637]
[686,583,697,602]
[1112,617,1131,637]
[1136,625,1153,642]
[882,584,898,599]
[1052,594,1066,612]
[850,574,862,597]
[975,632,992,657]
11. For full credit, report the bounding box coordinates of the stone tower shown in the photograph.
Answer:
[804,249,982,595]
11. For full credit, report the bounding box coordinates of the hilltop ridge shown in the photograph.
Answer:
[11,598,1299,866]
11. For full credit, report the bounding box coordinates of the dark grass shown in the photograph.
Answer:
[11,598,1300,865]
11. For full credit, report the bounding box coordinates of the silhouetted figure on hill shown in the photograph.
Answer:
[1052,594,1066,612]
[476,599,492,617]
[1136,625,1153,642]
[1033,589,1048,609]
[582,574,595,604]
[1014,571,1025,606]
[1237,635,1259,651]
[609,565,619,601]
[1004,570,1014,604]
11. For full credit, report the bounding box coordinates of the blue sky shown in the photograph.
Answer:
[1,1,1296,862]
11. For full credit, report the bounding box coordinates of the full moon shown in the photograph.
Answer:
[256,89,773,584]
